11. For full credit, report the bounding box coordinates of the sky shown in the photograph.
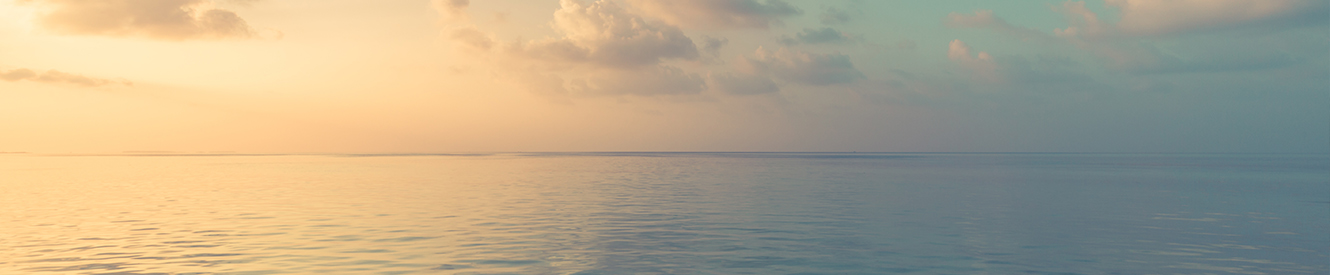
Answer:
[0,0,1326,153]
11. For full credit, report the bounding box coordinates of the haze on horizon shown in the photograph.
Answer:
[1,0,1326,154]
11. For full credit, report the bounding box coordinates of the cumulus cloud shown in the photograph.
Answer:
[483,0,700,69]
[947,40,998,82]
[627,0,802,29]
[1,68,129,87]
[946,40,991,63]
[441,0,709,97]
[535,0,699,68]
[709,72,779,95]
[737,47,864,86]
[779,27,853,45]
[17,0,261,40]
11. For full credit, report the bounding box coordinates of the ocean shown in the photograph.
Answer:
[2,153,1326,274]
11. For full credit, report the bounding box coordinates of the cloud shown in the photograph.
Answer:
[445,0,709,97]
[1,68,129,87]
[505,65,706,97]
[517,0,700,68]
[950,1,1323,76]
[1105,0,1328,37]
[1051,0,1324,74]
[946,40,998,81]
[1115,42,1303,75]
[947,40,992,64]
[896,39,918,50]
[709,72,779,95]
[737,47,864,86]
[1000,55,1096,85]
[432,0,470,23]
[220,0,262,7]
[946,10,1058,43]
[627,0,802,29]
[450,27,494,50]
[0,69,37,81]
[779,27,852,45]
[1054,0,1328,40]
[944,40,1101,91]
[700,36,729,58]
[17,0,261,40]
[820,7,851,25]
[572,65,707,96]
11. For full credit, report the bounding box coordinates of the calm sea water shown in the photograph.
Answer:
[1,153,1326,274]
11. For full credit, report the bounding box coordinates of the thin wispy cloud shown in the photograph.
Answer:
[1103,0,1328,37]
[627,0,803,29]
[779,27,854,45]
[819,7,851,25]
[946,0,1326,76]
[432,0,470,23]
[946,10,1059,43]
[736,47,864,86]
[0,68,130,87]
[709,72,779,95]
[17,0,264,40]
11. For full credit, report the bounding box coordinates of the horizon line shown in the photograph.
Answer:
[4,151,1327,157]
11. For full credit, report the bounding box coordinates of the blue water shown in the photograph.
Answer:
[1,153,1326,274]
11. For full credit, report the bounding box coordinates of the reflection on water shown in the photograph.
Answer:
[1,153,1327,274]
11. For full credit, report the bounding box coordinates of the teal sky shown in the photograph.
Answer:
[1,0,1326,153]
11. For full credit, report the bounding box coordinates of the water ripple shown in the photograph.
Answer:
[1,154,1326,274]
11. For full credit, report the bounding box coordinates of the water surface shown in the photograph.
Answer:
[2,153,1326,274]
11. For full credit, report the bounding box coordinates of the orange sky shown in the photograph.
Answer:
[2,0,1327,153]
